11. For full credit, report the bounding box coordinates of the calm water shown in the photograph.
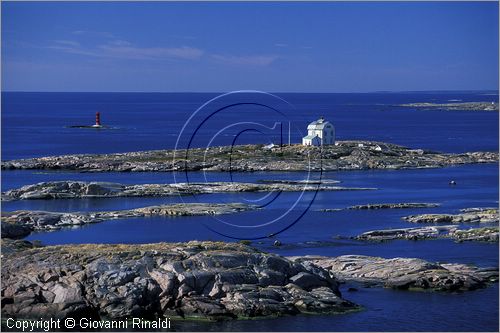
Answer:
[1,92,499,331]
[1,91,499,160]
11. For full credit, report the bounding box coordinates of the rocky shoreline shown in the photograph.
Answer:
[2,241,498,323]
[320,202,440,212]
[399,102,499,111]
[1,241,358,321]
[452,227,500,242]
[347,202,439,210]
[2,180,375,201]
[349,207,499,243]
[403,208,498,224]
[354,226,499,243]
[1,141,497,172]
[1,203,258,239]
[291,255,498,291]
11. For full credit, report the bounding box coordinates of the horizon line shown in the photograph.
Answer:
[2,89,499,94]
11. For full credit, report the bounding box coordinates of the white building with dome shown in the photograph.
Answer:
[302,117,335,146]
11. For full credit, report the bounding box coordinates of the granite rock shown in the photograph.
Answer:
[291,255,498,291]
[1,241,358,321]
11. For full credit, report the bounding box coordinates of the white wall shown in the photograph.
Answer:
[304,122,335,146]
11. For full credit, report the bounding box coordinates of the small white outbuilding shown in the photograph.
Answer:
[302,117,335,146]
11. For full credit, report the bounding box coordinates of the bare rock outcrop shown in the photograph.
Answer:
[1,203,257,238]
[403,208,498,224]
[291,255,498,291]
[451,227,499,242]
[347,202,440,210]
[2,180,374,201]
[320,202,440,212]
[354,226,498,242]
[1,241,357,321]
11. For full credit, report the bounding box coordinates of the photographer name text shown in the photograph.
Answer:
[5,317,172,331]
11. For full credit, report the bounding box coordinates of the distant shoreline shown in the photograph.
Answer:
[399,101,499,111]
[2,90,499,94]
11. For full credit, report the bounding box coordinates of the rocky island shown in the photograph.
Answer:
[346,202,440,210]
[1,203,258,239]
[354,225,499,242]
[403,208,499,224]
[319,202,440,212]
[350,207,499,242]
[2,180,374,201]
[1,141,497,172]
[399,102,499,111]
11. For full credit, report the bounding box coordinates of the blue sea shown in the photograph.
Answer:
[1,91,499,331]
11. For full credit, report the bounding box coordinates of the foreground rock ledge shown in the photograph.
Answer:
[291,255,498,291]
[1,241,357,321]
[1,203,258,239]
[2,180,374,201]
[2,141,497,172]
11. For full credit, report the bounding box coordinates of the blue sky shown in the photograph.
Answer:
[2,1,498,92]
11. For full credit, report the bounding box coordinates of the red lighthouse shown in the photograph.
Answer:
[93,112,102,127]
